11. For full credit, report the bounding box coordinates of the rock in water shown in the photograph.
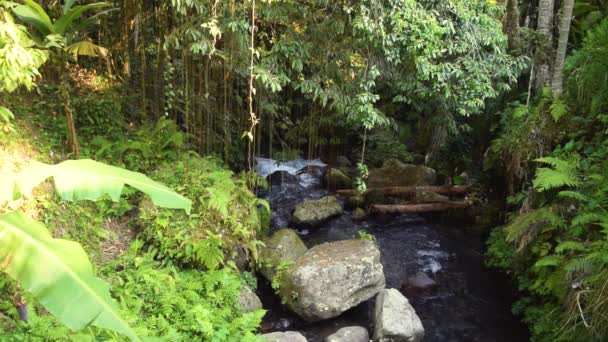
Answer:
[293,196,343,227]
[261,331,308,342]
[403,272,437,297]
[260,229,308,281]
[323,168,353,190]
[280,239,385,321]
[238,286,263,313]
[325,326,369,342]
[352,207,367,221]
[336,155,352,168]
[373,289,425,342]
[367,159,436,188]
[267,170,300,187]
[415,190,449,203]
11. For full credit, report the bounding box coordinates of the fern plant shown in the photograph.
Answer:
[138,155,269,270]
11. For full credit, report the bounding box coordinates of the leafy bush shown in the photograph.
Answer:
[2,247,265,341]
[87,118,186,173]
[72,90,124,137]
[487,20,608,341]
[356,128,413,167]
[139,155,269,270]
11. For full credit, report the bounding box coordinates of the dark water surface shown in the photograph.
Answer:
[256,160,529,342]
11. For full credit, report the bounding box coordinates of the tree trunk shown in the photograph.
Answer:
[372,201,472,214]
[535,0,555,90]
[503,0,520,49]
[551,0,575,96]
[337,185,469,197]
[61,76,79,157]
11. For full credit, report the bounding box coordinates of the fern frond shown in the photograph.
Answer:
[555,241,587,254]
[558,190,588,202]
[549,97,569,122]
[534,255,564,269]
[572,212,603,227]
[505,207,565,249]
[564,257,596,279]
[534,157,580,191]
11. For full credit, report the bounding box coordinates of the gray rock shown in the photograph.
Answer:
[352,207,367,221]
[238,286,263,313]
[325,326,369,342]
[323,168,353,190]
[345,193,365,210]
[260,229,308,281]
[336,155,352,168]
[373,289,424,342]
[293,196,343,227]
[367,159,436,188]
[415,190,449,203]
[407,272,436,291]
[261,331,308,342]
[280,239,385,321]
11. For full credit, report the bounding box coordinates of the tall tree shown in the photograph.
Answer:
[503,0,521,49]
[551,0,575,95]
[535,0,555,90]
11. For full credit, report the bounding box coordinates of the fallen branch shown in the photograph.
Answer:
[372,201,472,214]
[337,185,470,197]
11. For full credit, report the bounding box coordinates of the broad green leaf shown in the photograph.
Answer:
[0,106,15,121]
[0,159,192,213]
[12,0,54,35]
[53,2,110,35]
[65,40,108,58]
[0,212,139,340]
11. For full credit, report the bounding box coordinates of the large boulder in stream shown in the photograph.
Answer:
[279,239,385,321]
[261,331,308,342]
[238,286,263,313]
[267,170,299,187]
[373,289,425,342]
[260,229,308,281]
[293,196,343,228]
[326,326,369,342]
[323,168,353,190]
[367,159,436,188]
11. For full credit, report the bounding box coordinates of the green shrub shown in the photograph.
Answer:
[356,128,413,167]
[139,155,269,270]
[1,248,265,341]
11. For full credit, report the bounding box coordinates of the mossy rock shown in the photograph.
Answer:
[260,229,308,281]
[345,194,365,210]
[352,207,367,221]
[364,189,387,206]
[323,168,353,190]
[293,196,343,227]
[367,158,436,188]
[415,190,449,203]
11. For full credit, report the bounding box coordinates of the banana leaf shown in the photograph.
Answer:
[0,159,192,213]
[0,211,139,341]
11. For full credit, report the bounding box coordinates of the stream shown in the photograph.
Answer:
[255,158,529,342]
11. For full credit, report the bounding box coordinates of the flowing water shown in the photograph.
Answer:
[255,158,529,342]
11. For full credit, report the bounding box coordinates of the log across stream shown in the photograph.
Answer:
[256,160,528,342]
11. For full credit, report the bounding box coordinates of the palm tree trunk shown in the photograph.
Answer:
[535,0,554,90]
[551,0,575,96]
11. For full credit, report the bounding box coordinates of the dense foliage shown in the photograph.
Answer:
[487,16,608,341]
[2,0,608,340]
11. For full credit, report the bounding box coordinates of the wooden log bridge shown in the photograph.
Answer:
[337,185,470,197]
[372,201,472,214]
